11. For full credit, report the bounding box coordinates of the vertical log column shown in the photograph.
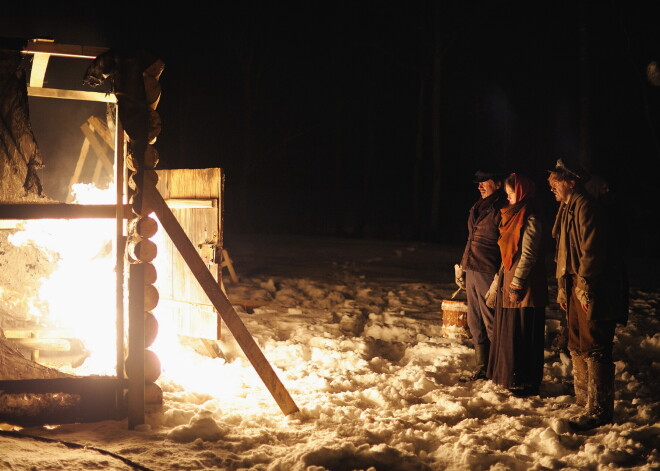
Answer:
[83,49,165,428]
[115,110,126,410]
[121,55,165,429]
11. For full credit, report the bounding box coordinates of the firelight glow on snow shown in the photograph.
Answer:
[1,195,658,470]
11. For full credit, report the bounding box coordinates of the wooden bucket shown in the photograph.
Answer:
[441,299,471,339]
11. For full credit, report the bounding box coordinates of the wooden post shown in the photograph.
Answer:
[221,249,239,283]
[0,204,132,220]
[115,112,127,408]
[80,123,114,176]
[29,332,39,362]
[92,159,103,183]
[127,263,145,429]
[66,139,90,203]
[126,141,146,429]
[143,184,299,416]
[88,115,115,149]
[126,138,146,428]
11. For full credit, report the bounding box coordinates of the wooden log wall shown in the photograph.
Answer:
[120,55,166,429]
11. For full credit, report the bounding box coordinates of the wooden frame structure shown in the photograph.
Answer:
[0,39,129,426]
[66,115,115,202]
[0,40,297,429]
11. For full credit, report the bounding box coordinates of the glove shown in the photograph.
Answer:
[484,273,499,308]
[454,264,466,290]
[509,284,523,303]
[485,288,496,308]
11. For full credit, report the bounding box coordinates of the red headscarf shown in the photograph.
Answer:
[498,173,536,270]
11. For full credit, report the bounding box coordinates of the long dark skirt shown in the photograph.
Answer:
[486,301,546,390]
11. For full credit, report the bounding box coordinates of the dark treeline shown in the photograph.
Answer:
[3,1,660,253]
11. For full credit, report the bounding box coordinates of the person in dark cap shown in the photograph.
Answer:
[456,168,507,380]
[548,158,628,430]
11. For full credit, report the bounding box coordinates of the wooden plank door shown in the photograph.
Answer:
[153,168,224,340]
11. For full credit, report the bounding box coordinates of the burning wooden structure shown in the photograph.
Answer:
[0,39,297,429]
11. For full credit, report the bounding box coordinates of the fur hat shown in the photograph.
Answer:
[548,158,591,182]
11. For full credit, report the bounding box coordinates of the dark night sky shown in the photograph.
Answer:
[2,1,660,254]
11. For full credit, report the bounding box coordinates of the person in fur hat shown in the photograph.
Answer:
[548,158,628,430]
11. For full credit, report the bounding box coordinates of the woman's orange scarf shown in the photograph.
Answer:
[498,174,536,270]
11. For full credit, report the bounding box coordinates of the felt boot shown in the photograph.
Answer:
[570,358,615,430]
[571,352,588,407]
[469,342,489,381]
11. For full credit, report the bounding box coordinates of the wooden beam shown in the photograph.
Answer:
[3,329,74,339]
[22,41,109,59]
[0,204,133,219]
[6,338,72,352]
[80,123,114,176]
[0,377,127,426]
[143,184,299,416]
[29,53,50,87]
[0,376,126,394]
[201,339,221,358]
[66,138,90,202]
[27,87,117,103]
[88,116,115,149]
[165,198,217,209]
[92,159,103,183]
[221,248,239,283]
[127,263,145,429]
[114,111,126,404]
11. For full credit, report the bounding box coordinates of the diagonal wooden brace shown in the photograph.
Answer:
[142,184,299,416]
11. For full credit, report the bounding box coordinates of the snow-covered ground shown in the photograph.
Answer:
[1,233,658,471]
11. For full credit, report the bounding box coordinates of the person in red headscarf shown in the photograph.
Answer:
[484,173,548,396]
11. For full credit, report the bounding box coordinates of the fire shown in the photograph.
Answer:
[8,183,117,375]
[7,182,263,409]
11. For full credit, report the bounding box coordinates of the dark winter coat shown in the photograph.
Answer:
[460,191,506,274]
[552,188,628,323]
